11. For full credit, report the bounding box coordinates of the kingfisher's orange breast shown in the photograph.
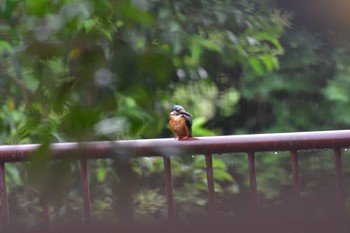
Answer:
[169,115,189,138]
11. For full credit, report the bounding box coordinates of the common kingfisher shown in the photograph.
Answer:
[169,105,192,140]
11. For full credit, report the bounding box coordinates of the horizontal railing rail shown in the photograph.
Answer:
[0,129,349,228]
[1,130,350,161]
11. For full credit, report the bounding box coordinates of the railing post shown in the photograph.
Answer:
[80,158,91,223]
[290,150,301,206]
[0,162,9,229]
[163,156,174,223]
[40,197,50,229]
[205,154,217,219]
[333,148,345,211]
[247,152,258,214]
[114,157,134,225]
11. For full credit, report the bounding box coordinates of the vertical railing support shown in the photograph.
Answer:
[333,148,345,211]
[80,158,91,223]
[248,152,258,214]
[0,162,9,229]
[290,150,301,205]
[40,197,50,229]
[163,156,174,223]
[205,154,217,219]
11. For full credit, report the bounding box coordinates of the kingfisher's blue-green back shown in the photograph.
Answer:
[183,114,192,137]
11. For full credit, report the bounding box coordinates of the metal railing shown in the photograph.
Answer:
[0,129,349,228]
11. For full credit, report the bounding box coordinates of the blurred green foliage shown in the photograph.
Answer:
[1,0,350,227]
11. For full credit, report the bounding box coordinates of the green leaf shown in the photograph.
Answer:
[212,158,227,169]
[0,40,13,54]
[213,169,234,182]
[6,164,23,186]
[254,32,283,52]
[96,167,107,183]
[190,41,202,61]
[260,55,274,72]
[190,36,222,61]
[199,38,222,53]
[192,117,216,136]
[324,77,350,103]
[248,57,264,75]
[80,18,100,32]
[24,0,50,16]
[193,156,205,168]
[117,2,154,25]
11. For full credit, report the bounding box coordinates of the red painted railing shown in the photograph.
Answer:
[0,130,349,228]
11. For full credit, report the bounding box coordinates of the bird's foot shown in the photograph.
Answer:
[174,136,196,140]
[181,136,198,141]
